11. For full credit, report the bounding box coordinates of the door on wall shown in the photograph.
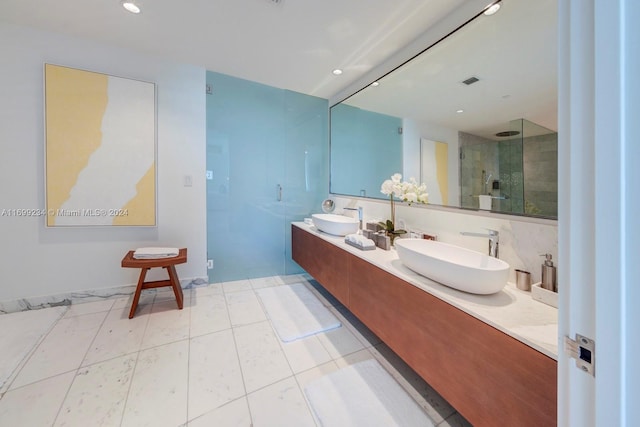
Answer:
[560,1,639,425]
[205,72,327,283]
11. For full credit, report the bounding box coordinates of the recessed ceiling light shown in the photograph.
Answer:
[122,1,141,14]
[456,109,464,113]
[332,69,343,76]
[496,130,520,137]
[483,3,501,16]
[371,82,379,87]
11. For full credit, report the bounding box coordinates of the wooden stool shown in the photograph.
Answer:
[121,248,187,319]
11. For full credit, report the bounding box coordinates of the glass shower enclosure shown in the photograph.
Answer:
[206,71,328,283]
[459,118,557,218]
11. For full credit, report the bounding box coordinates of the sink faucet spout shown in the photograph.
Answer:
[344,207,363,233]
[460,229,500,258]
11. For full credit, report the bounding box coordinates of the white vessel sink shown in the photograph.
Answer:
[395,239,509,294]
[311,213,359,236]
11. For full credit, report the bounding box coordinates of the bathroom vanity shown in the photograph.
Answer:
[292,222,558,427]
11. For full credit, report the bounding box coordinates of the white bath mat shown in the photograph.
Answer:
[304,359,434,427]
[0,306,67,391]
[256,283,341,342]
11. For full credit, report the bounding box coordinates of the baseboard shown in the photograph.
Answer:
[0,276,209,315]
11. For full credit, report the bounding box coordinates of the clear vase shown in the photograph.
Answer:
[389,195,396,227]
[387,195,399,246]
[388,231,398,247]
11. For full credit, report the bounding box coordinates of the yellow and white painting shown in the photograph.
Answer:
[420,138,448,205]
[44,64,156,226]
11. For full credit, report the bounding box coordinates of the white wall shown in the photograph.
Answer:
[334,195,557,285]
[0,23,207,301]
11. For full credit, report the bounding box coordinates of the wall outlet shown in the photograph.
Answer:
[207,259,213,269]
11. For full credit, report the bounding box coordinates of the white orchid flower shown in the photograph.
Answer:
[380,179,394,195]
[404,192,418,203]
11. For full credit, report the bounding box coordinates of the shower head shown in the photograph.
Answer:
[485,173,493,185]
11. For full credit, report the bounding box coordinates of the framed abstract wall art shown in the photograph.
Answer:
[44,64,156,226]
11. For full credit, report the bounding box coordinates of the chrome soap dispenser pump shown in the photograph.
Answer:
[540,253,557,292]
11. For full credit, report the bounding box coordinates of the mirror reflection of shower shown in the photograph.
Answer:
[459,118,558,218]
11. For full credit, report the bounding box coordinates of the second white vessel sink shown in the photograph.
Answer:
[395,239,509,294]
[311,213,359,236]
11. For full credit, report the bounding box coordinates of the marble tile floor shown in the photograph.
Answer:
[0,274,472,427]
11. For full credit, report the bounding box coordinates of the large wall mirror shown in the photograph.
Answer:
[330,0,557,219]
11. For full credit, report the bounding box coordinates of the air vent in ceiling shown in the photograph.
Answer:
[462,76,480,85]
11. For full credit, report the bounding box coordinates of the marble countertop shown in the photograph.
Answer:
[293,222,559,359]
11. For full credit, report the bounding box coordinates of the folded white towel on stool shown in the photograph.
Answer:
[133,247,180,259]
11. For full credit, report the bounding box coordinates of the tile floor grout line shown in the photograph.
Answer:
[256,277,345,426]
[298,279,445,424]
[76,303,114,370]
[292,374,322,427]
[326,305,378,350]
[49,369,79,426]
[226,285,254,427]
[241,373,297,399]
[300,283,368,362]
[0,274,471,426]
[185,289,192,426]
[257,284,319,426]
[1,307,70,394]
[117,291,155,427]
[48,306,113,427]
[186,394,251,426]
[237,277,318,424]
[61,293,145,425]
[2,366,78,394]
[117,345,143,427]
[4,309,108,394]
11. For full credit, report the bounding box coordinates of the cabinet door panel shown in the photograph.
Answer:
[291,225,349,306]
[349,255,556,427]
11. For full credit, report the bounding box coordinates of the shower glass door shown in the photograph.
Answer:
[206,71,327,283]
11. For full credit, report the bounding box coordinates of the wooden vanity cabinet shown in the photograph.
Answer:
[291,225,557,427]
[349,255,556,427]
[292,225,350,306]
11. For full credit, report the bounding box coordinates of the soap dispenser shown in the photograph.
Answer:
[540,254,557,292]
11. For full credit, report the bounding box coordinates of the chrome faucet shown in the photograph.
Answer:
[344,207,363,233]
[460,229,500,258]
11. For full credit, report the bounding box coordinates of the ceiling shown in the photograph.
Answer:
[0,0,469,99]
[342,0,558,139]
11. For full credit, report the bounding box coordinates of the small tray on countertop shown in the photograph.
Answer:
[344,240,377,251]
[531,282,558,308]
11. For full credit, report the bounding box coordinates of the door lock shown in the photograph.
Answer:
[564,333,595,376]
